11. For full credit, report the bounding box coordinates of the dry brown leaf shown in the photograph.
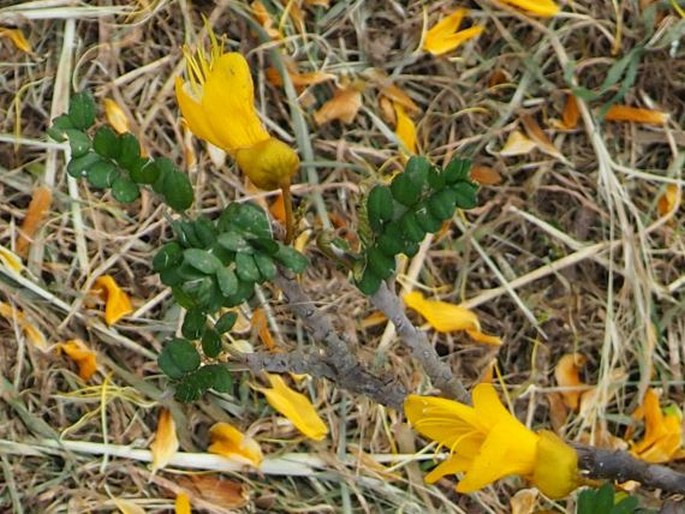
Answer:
[313,87,362,126]
[487,69,509,89]
[150,408,179,472]
[604,105,669,125]
[16,185,52,257]
[510,488,538,514]
[520,113,565,160]
[378,95,395,123]
[554,353,587,411]
[561,93,580,129]
[252,307,276,351]
[178,475,249,509]
[499,130,537,156]
[112,498,146,514]
[470,165,502,185]
[380,83,419,113]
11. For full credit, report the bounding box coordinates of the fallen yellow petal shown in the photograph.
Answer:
[469,165,502,186]
[393,102,417,155]
[520,113,565,161]
[657,184,680,217]
[265,66,335,88]
[150,408,179,472]
[92,275,133,325]
[256,374,329,440]
[208,422,263,466]
[103,98,130,134]
[561,93,580,130]
[252,0,282,40]
[496,0,560,17]
[465,329,503,346]
[175,492,191,514]
[0,301,47,350]
[554,353,588,411]
[57,339,97,381]
[499,130,537,156]
[604,105,669,125]
[423,9,484,56]
[0,27,32,53]
[0,246,24,274]
[313,87,362,126]
[252,308,276,351]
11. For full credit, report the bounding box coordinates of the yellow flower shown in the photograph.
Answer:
[496,0,560,17]
[405,383,578,499]
[208,422,263,467]
[175,29,299,191]
[630,389,685,463]
[423,9,484,56]
[404,291,502,345]
[150,408,179,472]
[255,373,329,441]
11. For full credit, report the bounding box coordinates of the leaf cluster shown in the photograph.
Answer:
[356,156,477,294]
[48,92,193,211]
[576,483,649,514]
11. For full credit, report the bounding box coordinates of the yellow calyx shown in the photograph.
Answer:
[235,137,300,191]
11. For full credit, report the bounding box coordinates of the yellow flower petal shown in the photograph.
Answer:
[256,374,328,441]
[175,492,191,514]
[657,184,680,217]
[0,301,47,350]
[92,275,133,325]
[16,185,52,257]
[554,353,588,411]
[423,9,483,56]
[235,137,300,191]
[0,246,24,274]
[630,389,684,463]
[103,98,130,134]
[208,422,263,466]
[496,0,560,17]
[532,430,579,499]
[0,27,32,53]
[56,339,97,381]
[404,291,479,332]
[425,454,469,483]
[150,408,179,472]
[393,102,417,155]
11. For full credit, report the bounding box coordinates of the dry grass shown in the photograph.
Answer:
[1,0,684,512]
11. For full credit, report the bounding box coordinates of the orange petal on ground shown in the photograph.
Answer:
[252,307,276,351]
[657,184,680,217]
[487,69,509,89]
[313,87,362,126]
[470,165,502,185]
[604,105,669,125]
[380,83,419,113]
[150,408,179,472]
[496,0,560,17]
[361,311,387,329]
[304,0,330,6]
[16,185,52,257]
[208,422,263,466]
[269,191,287,225]
[175,492,191,514]
[266,66,335,88]
[0,27,32,53]
[561,94,580,130]
[554,353,588,411]
[103,98,130,134]
[499,130,537,156]
[91,275,133,325]
[520,113,565,160]
[0,301,47,350]
[251,1,282,40]
[56,339,97,381]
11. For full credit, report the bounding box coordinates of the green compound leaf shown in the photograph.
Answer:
[415,206,443,233]
[152,242,183,272]
[443,157,471,184]
[367,185,394,233]
[221,279,255,307]
[118,133,144,171]
[93,126,121,159]
[428,189,458,221]
[366,247,395,280]
[64,129,91,157]
[356,267,382,295]
[163,170,194,212]
[235,253,261,282]
[376,222,405,256]
[217,230,252,253]
[111,177,140,203]
[183,248,223,275]
[201,328,222,358]
[67,152,103,179]
[452,181,478,209]
[174,379,203,402]
[158,337,200,380]
[390,172,421,207]
[224,202,271,239]
[253,252,277,281]
[193,217,217,247]
[250,237,279,256]
[399,211,425,243]
[404,156,430,185]
[215,311,238,333]
[68,91,96,130]
[47,114,74,142]
[87,160,119,189]
[216,266,239,297]
[274,245,308,273]
[201,364,233,392]
[173,220,203,248]
[182,308,206,339]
